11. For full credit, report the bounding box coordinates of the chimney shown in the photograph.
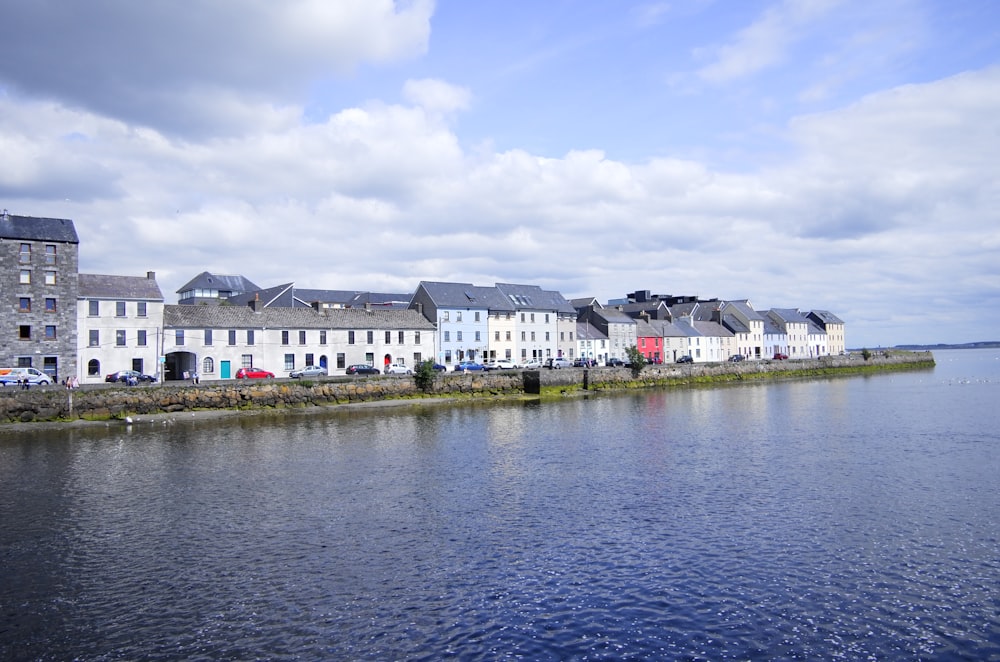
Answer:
[364,302,371,312]
[146,271,156,280]
[248,292,260,312]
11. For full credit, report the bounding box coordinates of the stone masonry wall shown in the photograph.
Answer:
[0,352,934,424]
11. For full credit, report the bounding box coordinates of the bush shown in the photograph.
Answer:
[625,346,647,378]
[414,360,438,392]
[861,348,872,361]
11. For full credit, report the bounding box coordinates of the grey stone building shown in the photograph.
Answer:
[0,212,79,380]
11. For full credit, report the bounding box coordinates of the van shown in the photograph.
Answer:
[0,367,53,386]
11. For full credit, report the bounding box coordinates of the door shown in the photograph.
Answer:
[221,360,231,379]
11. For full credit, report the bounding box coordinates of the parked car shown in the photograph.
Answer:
[431,363,448,372]
[105,369,157,383]
[0,367,54,386]
[384,364,412,375]
[606,358,627,368]
[522,359,544,369]
[454,361,485,372]
[545,357,573,369]
[491,359,519,370]
[573,358,595,367]
[346,364,380,375]
[728,354,745,362]
[773,353,789,360]
[289,365,328,378]
[235,367,274,379]
[676,355,694,364]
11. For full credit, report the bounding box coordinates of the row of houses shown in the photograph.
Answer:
[1,214,845,383]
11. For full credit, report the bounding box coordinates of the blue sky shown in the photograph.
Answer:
[1,0,998,347]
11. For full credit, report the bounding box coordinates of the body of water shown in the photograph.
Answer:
[1,349,998,660]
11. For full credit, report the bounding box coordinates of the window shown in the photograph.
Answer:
[17,357,31,368]
[545,314,549,323]
[228,329,237,345]
[19,243,30,263]
[413,352,422,364]
[88,359,101,376]
[495,331,500,341]
[320,330,327,344]
[204,329,213,345]
[444,331,450,342]
[456,312,463,322]
[475,331,481,342]
[442,311,450,322]
[545,332,550,341]
[116,301,126,317]
[241,354,253,368]
[44,271,56,285]
[203,357,214,374]
[19,298,30,312]
[457,331,463,342]
[337,353,346,369]
[560,332,565,341]
[385,331,391,344]
[281,330,289,345]
[116,330,126,346]
[365,352,374,365]
[348,331,356,344]
[45,325,56,340]
[521,331,526,341]
[132,358,144,374]
[415,331,421,344]
[305,353,314,367]
[175,330,184,346]
[137,330,147,347]
[299,330,306,345]
[506,331,511,341]
[284,354,294,370]
[89,330,99,347]
[398,331,404,344]
[531,313,535,323]
[137,301,147,317]
[19,325,30,340]
[366,331,374,344]
[475,312,480,322]
[45,298,56,312]
[444,350,452,363]
[531,332,536,341]
[569,332,574,341]
[89,300,99,316]
[520,313,525,322]
[45,245,56,265]
[19,270,30,284]
[247,330,254,345]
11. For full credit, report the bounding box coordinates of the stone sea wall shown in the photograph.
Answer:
[0,352,934,424]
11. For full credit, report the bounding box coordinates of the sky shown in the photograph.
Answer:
[1,0,998,348]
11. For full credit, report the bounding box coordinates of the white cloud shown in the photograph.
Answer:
[402,79,472,114]
[696,0,844,83]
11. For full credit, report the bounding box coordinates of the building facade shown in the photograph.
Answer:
[0,213,79,381]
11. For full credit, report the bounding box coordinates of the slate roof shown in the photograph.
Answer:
[0,213,79,243]
[570,297,602,310]
[694,320,734,338]
[720,314,750,335]
[163,304,436,330]
[176,271,260,295]
[721,299,764,321]
[649,319,688,338]
[808,310,844,325]
[496,283,575,314]
[761,316,784,336]
[592,307,637,325]
[227,283,297,308]
[79,273,164,300]
[769,308,809,324]
[576,322,608,341]
[416,282,515,312]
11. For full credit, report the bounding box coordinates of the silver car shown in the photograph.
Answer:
[289,365,328,378]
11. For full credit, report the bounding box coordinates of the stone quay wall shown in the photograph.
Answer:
[0,352,934,424]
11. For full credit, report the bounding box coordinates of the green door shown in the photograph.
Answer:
[221,360,231,379]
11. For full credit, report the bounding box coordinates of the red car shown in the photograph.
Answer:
[236,367,274,379]
[772,353,789,360]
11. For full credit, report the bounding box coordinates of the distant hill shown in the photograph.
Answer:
[892,341,1000,350]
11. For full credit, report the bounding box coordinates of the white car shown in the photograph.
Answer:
[545,357,573,369]
[522,359,544,369]
[384,364,412,375]
[491,359,519,370]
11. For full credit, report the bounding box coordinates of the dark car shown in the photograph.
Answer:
[431,363,448,372]
[606,357,626,368]
[346,364,380,375]
[676,355,694,364]
[105,369,157,383]
[728,354,745,362]
[773,353,789,360]
[454,361,485,372]
[236,367,274,379]
[573,358,594,367]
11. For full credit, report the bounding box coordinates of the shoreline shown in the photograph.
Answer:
[0,352,935,431]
